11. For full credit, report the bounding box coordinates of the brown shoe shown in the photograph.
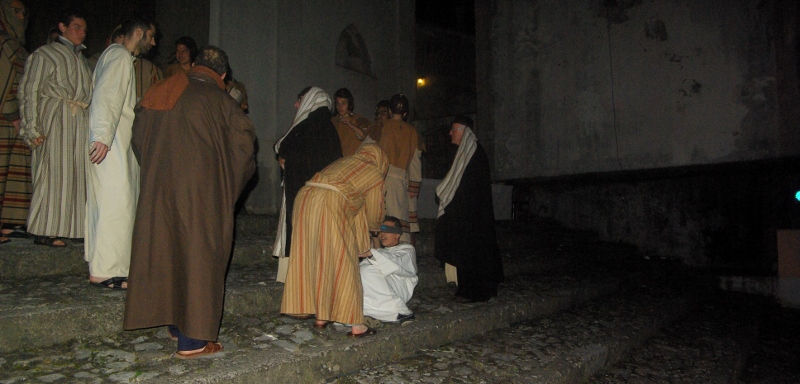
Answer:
[174,342,223,359]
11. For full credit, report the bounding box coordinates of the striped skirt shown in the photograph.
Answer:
[0,123,31,225]
[280,185,364,325]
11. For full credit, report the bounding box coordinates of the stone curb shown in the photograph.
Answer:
[0,252,570,354]
[0,239,275,281]
[0,216,565,281]
[146,278,622,383]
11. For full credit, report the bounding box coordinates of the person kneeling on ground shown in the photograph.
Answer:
[358,216,417,324]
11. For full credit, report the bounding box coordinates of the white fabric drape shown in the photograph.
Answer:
[361,243,418,321]
[435,127,477,218]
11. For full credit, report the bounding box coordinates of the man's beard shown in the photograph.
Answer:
[137,38,151,54]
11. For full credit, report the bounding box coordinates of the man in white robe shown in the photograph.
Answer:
[85,18,156,290]
[358,216,418,323]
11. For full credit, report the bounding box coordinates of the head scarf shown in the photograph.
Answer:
[0,0,26,44]
[274,86,331,153]
[353,143,389,178]
[435,126,477,218]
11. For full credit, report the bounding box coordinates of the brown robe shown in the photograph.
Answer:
[123,67,256,341]
[332,113,371,156]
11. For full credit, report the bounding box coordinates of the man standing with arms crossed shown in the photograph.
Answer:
[85,18,156,290]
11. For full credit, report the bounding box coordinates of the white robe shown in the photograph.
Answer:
[361,243,418,322]
[84,44,139,278]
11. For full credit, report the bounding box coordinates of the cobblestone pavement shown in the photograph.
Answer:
[0,262,619,383]
[331,290,799,384]
[329,266,697,384]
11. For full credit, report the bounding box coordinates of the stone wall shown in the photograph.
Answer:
[482,0,799,268]
[204,0,416,214]
[480,0,795,180]
[516,158,800,269]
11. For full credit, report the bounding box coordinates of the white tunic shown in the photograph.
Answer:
[361,243,418,322]
[84,44,139,278]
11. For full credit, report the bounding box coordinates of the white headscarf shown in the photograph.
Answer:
[273,86,332,153]
[435,127,477,218]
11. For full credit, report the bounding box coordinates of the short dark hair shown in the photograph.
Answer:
[194,45,229,76]
[120,17,153,39]
[333,88,355,114]
[58,9,85,29]
[376,100,390,109]
[297,86,312,100]
[175,35,199,63]
[389,93,409,116]
[383,215,402,229]
[111,25,124,41]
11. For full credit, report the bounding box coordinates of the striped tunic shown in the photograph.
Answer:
[18,39,92,237]
[0,32,30,226]
[281,144,387,325]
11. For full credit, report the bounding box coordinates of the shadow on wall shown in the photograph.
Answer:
[512,158,800,273]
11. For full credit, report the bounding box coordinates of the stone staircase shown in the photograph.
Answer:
[2,215,777,383]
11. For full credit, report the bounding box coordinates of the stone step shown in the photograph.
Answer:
[0,269,622,383]
[0,244,578,354]
[332,272,712,383]
[0,216,572,281]
[589,293,762,384]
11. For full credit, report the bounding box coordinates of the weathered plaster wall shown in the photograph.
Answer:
[487,0,787,180]
[155,0,210,67]
[482,0,799,268]
[206,0,415,214]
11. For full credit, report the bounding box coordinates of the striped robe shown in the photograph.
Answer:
[18,39,92,238]
[281,144,387,325]
[0,32,30,226]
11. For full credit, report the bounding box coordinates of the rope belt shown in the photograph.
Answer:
[305,182,347,198]
[43,93,89,116]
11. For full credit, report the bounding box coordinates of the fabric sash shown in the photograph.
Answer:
[43,93,88,116]
[305,181,347,198]
[435,127,477,218]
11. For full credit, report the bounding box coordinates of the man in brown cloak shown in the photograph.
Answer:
[123,46,256,359]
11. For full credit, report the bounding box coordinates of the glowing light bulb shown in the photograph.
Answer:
[417,78,426,87]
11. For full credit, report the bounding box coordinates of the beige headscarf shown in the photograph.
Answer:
[0,0,26,44]
[273,87,332,153]
[435,127,477,218]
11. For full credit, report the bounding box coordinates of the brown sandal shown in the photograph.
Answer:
[174,342,223,359]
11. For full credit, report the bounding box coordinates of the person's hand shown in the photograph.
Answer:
[11,119,20,135]
[32,135,46,147]
[358,250,372,258]
[278,156,285,169]
[89,141,109,164]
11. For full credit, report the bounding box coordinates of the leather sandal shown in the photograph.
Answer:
[174,342,223,359]
[33,236,66,247]
[89,277,127,290]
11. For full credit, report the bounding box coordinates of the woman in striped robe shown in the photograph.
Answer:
[281,143,388,337]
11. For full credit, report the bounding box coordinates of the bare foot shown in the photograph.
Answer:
[350,323,369,335]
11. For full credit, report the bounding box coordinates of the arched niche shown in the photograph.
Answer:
[335,24,373,77]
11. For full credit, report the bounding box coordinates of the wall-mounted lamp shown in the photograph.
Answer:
[417,78,426,87]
